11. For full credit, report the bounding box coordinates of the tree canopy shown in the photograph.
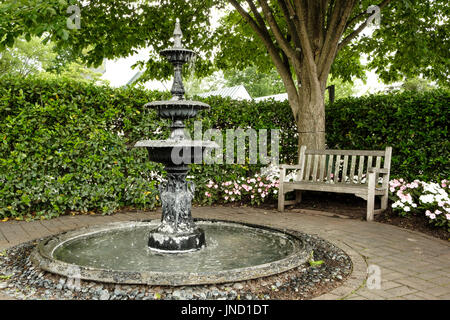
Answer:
[0,0,448,149]
[1,1,447,84]
[0,35,107,83]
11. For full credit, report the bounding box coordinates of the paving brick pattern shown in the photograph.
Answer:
[0,207,449,300]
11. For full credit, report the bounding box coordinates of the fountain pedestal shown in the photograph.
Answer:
[147,166,205,252]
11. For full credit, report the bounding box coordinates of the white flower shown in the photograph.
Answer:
[403,206,410,212]
[419,194,435,204]
[392,201,404,208]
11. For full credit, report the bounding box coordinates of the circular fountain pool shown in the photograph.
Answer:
[30,220,310,286]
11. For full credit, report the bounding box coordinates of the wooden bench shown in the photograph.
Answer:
[278,146,392,221]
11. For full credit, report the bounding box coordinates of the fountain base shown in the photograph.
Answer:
[148,228,205,253]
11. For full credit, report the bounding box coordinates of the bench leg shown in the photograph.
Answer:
[381,194,388,211]
[278,168,286,212]
[366,172,376,221]
[295,191,302,204]
[278,191,285,212]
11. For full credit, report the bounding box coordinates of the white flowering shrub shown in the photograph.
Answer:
[204,174,279,206]
[389,179,450,229]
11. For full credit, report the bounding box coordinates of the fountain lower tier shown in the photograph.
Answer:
[134,140,218,252]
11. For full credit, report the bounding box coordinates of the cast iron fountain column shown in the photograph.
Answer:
[135,19,217,252]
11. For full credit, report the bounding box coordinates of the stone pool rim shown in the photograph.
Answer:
[29,219,311,286]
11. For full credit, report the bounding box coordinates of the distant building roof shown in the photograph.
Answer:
[253,93,288,102]
[126,71,143,86]
[197,85,251,100]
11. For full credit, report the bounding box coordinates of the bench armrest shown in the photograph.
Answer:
[368,167,389,174]
[280,164,303,170]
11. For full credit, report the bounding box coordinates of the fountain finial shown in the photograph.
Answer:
[173,18,183,48]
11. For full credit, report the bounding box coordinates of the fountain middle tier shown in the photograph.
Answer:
[144,100,210,120]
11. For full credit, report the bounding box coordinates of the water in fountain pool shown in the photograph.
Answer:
[52,222,296,273]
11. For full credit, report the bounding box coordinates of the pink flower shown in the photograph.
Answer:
[425,210,432,216]
[390,187,395,192]
[429,214,436,220]
[224,196,229,200]
[446,214,450,220]
[251,195,254,199]
[434,210,442,215]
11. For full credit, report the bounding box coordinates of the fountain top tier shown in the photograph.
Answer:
[136,19,217,146]
[145,18,208,120]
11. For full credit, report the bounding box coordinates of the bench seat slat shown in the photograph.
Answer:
[284,181,386,195]
[334,155,340,183]
[305,149,386,156]
[327,155,334,181]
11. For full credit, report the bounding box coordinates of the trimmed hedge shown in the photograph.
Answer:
[326,90,449,182]
[0,76,168,219]
[0,76,448,219]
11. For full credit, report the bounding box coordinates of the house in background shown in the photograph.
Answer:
[253,93,288,102]
[196,85,252,101]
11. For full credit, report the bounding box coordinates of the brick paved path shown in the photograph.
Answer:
[0,206,449,300]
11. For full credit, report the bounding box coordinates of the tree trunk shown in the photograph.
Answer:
[285,73,326,162]
[297,83,326,151]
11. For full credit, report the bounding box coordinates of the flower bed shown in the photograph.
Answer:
[200,164,450,231]
[389,179,450,230]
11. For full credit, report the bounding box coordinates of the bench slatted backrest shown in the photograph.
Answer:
[298,146,392,185]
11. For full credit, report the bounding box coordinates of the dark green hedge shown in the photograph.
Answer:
[0,76,169,219]
[0,76,448,219]
[326,90,449,181]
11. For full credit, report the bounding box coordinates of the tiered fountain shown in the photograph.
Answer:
[134,19,217,253]
[29,21,309,286]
